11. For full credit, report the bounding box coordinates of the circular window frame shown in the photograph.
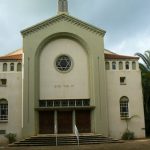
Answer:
[54,54,73,73]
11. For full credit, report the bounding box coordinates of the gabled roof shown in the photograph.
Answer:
[21,14,106,37]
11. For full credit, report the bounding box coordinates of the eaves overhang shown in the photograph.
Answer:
[105,53,139,60]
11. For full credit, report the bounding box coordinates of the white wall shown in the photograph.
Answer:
[0,71,22,144]
[40,38,89,100]
[106,63,145,139]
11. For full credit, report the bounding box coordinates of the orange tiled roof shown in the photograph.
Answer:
[104,53,139,59]
[0,49,138,60]
[0,54,22,60]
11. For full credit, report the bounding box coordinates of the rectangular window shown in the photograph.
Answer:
[120,77,126,85]
[61,100,68,107]
[76,100,82,106]
[39,99,90,108]
[54,101,60,107]
[47,101,54,107]
[83,99,90,106]
[0,130,6,134]
[69,100,75,106]
[0,79,7,87]
[39,101,47,107]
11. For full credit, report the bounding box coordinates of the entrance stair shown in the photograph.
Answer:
[9,134,122,147]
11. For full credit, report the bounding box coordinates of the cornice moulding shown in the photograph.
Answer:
[21,14,106,37]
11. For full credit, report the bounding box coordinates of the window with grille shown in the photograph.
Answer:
[125,62,129,70]
[120,97,129,118]
[119,62,123,70]
[10,63,14,71]
[0,99,8,121]
[132,61,136,70]
[17,63,22,71]
[39,99,90,108]
[112,62,116,70]
[105,62,110,70]
[55,55,72,72]
[3,63,7,72]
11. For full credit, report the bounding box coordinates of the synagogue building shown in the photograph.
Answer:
[0,0,145,142]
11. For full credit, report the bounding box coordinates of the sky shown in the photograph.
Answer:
[0,0,150,56]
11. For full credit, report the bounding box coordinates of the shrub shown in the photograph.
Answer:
[122,130,134,140]
[5,133,16,144]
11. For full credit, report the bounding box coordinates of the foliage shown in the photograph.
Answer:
[122,130,134,140]
[135,51,150,72]
[135,50,150,136]
[136,52,150,107]
[5,133,16,144]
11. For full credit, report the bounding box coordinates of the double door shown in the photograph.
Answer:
[39,110,91,134]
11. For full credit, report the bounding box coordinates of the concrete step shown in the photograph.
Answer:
[9,134,122,147]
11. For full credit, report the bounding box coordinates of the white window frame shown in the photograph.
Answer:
[105,61,110,70]
[125,62,130,70]
[120,97,129,119]
[10,63,14,71]
[17,63,22,72]
[112,62,116,70]
[0,99,8,121]
[3,63,7,72]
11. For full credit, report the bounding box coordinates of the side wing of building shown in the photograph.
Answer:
[0,54,22,143]
[105,54,145,138]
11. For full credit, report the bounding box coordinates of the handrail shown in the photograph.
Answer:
[55,124,58,146]
[75,125,79,147]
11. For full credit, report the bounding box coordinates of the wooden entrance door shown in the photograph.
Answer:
[57,111,73,133]
[76,110,91,133]
[39,111,54,134]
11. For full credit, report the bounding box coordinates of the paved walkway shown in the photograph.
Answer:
[0,139,150,150]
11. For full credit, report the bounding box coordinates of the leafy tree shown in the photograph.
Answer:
[135,51,150,72]
[135,50,150,135]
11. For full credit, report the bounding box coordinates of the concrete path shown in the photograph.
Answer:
[0,139,150,150]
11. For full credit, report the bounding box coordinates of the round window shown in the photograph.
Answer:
[55,55,72,72]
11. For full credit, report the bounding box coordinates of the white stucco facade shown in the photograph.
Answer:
[0,62,22,144]
[106,60,145,138]
[40,38,89,100]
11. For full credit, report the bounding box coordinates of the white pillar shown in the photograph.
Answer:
[73,110,76,133]
[54,110,57,134]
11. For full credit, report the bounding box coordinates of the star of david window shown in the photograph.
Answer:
[55,55,72,72]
